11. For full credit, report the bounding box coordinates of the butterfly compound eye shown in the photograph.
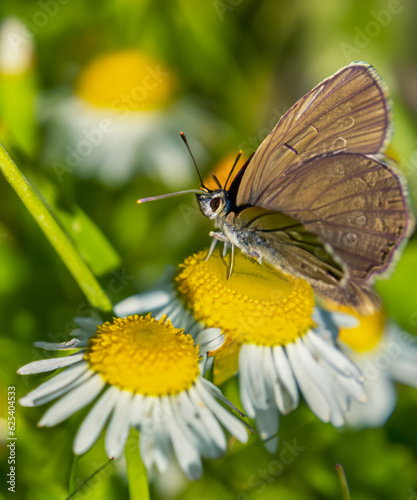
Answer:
[210,197,221,212]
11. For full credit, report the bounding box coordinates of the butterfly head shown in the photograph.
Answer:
[197,189,230,220]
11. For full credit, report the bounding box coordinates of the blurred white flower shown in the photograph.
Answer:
[41,49,227,187]
[0,16,34,75]
[339,307,417,427]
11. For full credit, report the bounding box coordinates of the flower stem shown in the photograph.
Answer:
[0,144,113,313]
[125,429,150,500]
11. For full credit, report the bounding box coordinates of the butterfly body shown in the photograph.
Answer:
[195,63,412,314]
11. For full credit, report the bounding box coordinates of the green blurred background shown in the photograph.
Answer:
[1,0,417,499]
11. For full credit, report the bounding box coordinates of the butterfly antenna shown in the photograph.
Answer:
[137,189,204,204]
[224,150,242,190]
[180,131,210,191]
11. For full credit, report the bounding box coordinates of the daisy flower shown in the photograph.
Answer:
[41,49,225,187]
[337,307,417,427]
[115,249,366,452]
[0,16,34,75]
[18,314,248,480]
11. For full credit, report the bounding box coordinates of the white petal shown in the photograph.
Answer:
[389,361,417,388]
[346,373,396,428]
[238,347,256,418]
[163,301,184,325]
[240,345,268,410]
[20,366,92,407]
[332,369,367,403]
[167,413,202,480]
[196,328,224,356]
[195,379,248,443]
[19,362,89,406]
[387,328,417,387]
[200,378,245,417]
[33,339,82,350]
[140,430,157,470]
[286,341,331,423]
[74,316,102,334]
[149,411,171,472]
[114,290,172,317]
[293,339,345,427]
[18,353,85,375]
[272,345,299,413]
[74,386,120,455]
[105,391,134,458]
[183,388,226,457]
[38,374,105,427]
[330,311,359,329]
[306,331,363,380]
[255,406,279,453]
[261,348,280,409]
[129,393,145,427]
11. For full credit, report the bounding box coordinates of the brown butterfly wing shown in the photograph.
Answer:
[237,153,409,285]
[236,63,391,207]
[234,207,381,313]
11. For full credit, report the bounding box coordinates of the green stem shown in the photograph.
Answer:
[0,144,113,313]
[336,463,351,500]
[125,429,150,500]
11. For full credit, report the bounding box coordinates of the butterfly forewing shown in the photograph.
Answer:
[236,63,391,207]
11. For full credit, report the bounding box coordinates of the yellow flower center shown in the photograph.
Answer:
[175,249,315,346]
[84,315,199,395]
[337,305,386,352]
[75,50,175,111]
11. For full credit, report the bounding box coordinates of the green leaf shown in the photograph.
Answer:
[0,72,38,158]
[0,143,113,313]
[31,171,121,276]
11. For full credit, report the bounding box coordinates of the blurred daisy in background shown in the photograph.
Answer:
[115,248,366,452]
[0,16,37,156]
[18,314,248,480]
[336,306,417,428]
[41,49,226,187]
[0,16,34,75]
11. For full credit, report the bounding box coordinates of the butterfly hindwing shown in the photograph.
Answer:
[234,207,380,312]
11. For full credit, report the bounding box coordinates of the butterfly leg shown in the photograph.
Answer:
[227,243,235,279]
[222,241,231,257]
[208,231,236,278]
[205,236,218,261]
[209,231,230,243]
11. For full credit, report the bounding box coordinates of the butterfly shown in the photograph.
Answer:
[139,62,411,314]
